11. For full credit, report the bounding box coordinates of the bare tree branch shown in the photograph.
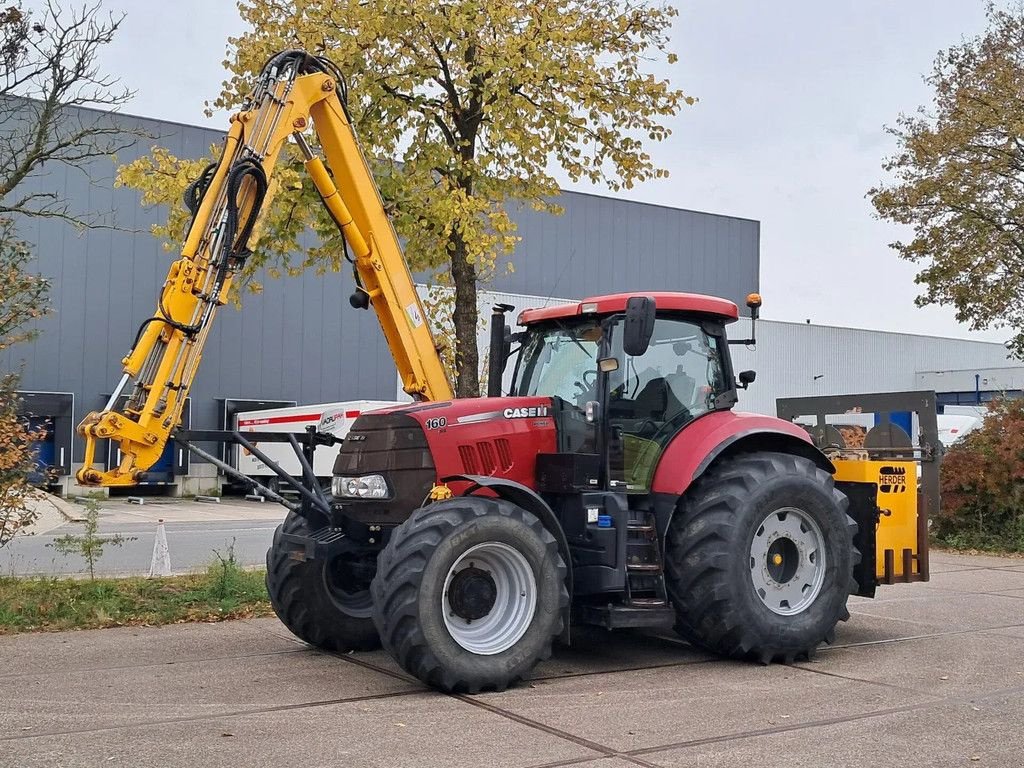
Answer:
[0,1,146,228]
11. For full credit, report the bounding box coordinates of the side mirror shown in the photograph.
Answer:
[738,370,756,389]
[623,296,656,357]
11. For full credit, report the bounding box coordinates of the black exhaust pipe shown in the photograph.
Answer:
[487,304,515,397]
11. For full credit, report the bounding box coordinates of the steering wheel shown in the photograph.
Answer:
[573,369,599,397]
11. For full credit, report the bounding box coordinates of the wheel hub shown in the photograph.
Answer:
[749,507,827,616]
[442,542,538,655]
[447,566,498,621]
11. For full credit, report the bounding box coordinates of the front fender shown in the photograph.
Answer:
[650,411,832,497]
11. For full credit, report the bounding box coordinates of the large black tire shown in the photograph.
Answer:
[665,451,858,663]
[266,511,380,652]
[371,498,569,693]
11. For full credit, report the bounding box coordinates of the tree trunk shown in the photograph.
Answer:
[450,231,480,398]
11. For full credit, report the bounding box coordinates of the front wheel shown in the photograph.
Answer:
[266,512,380,652]
[665,451,858,663]
[371,498,568,693]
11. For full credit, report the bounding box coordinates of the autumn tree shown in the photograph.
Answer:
[0,219,49,547]
[1,1,131,544]
[120,0,688,396]
[938,397,1024,551]
[871,3,1024,355]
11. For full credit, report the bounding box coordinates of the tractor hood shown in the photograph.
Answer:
[332,396,559,525]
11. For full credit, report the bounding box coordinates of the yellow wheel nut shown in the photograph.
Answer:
[772,553,783,566]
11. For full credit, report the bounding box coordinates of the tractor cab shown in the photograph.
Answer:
[505,291,756,493]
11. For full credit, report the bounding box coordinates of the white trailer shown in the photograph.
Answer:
[234,400,400,483]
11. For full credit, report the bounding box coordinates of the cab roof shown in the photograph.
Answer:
[517,292,740,326]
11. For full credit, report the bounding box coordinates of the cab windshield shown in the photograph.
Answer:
[512,320,602,407]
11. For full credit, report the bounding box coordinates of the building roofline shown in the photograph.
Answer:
[761,316,1010,348]
[916,364,1023,374]
[551,186,760,225]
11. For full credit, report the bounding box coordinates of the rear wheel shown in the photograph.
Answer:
[664,451,858,662]
[371,498,568,693]
[266,511,380,652]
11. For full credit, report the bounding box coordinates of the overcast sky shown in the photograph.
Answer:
[88,0,1003,343]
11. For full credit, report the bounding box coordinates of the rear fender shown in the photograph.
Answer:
[442,473,572,644]
[650,411,835,538]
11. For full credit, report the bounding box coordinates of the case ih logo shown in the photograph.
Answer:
[503,406,549,419]
[879,465,908,494]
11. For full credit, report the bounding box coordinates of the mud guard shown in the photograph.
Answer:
[649,411,835,539]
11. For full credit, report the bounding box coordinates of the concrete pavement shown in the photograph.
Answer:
[1,550,1023,767]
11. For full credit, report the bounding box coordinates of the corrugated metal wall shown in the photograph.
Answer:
[3,106,759,463]
[730,321,1013,415]
[501,198,758,309]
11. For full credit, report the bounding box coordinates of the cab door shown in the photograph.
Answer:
[605,316,730,492]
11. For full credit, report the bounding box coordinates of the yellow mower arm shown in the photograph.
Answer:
[77,51,452,487]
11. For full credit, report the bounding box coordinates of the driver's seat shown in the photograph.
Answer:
[631,377,685,422]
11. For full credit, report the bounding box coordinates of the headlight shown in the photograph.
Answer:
[331,474,389,499]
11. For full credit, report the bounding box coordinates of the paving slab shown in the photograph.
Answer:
[0,620,298,678]
[847,591,1024,632]
[530,628,714,682]
[919,567,1024,594]
[825,616,927,651]
[2,693,597,768]
[337,625,716,686]
[476,656,929,753]
[0,642,418,737]
[639,690,1024,768]
[796,630,1024,696]
[849,582,962,604]
[930,551,1024,569]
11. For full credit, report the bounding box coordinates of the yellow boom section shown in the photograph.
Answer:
[77,51,451,487]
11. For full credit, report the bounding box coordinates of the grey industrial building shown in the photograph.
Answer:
[3,106,761,492]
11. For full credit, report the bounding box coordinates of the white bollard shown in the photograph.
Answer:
[149,518,172,577]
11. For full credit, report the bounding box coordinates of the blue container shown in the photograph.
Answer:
[597,515,613,528]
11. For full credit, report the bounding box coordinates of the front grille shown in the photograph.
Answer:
[458,445,478,474]
[332,412,434,525]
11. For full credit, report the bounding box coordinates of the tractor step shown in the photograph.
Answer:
[579,603,676,631]
[626,597,668,607]
[627,523,655,533]
[626,562,662,573]
[279,525,347,560]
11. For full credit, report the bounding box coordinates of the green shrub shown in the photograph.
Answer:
[937,398,1024,552]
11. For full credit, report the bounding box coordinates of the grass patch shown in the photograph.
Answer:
[0,564,273,635]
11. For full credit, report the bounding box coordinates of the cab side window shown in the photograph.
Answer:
[609,318,725,437]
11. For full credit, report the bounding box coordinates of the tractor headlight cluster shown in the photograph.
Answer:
[332,474,389,500]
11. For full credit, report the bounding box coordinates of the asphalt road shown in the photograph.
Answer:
[1,519,278,577]
[2,550,1023,767]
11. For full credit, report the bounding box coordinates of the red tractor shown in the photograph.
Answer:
[78,51,889,695]
[269,291,859,692]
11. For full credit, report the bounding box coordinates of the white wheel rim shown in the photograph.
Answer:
[442,542,537,655]
[749,507,827,616]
